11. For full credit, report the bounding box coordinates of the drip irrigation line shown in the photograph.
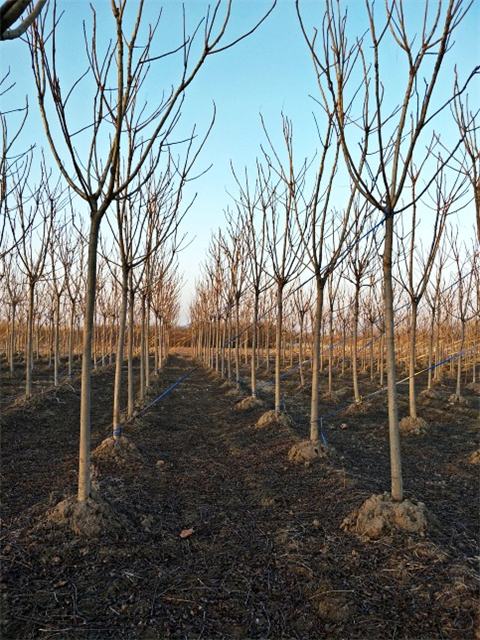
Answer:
[209,263,474,397]
[123,363,201,427]
[316,344,476,424]
[255,303,411,392]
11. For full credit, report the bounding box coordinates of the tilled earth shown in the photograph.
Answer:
[1,353,479,639]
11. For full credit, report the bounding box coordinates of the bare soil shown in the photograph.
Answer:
[1,353,479,639]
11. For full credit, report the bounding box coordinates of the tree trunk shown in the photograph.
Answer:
[68,303,75,377]
[78,214,101,503]
[310,280,324,442]
[127,278,135,417]
[145,295,150,391]
[54,293,61,386]
[383,213,403,502]
[112,270,128,438]
[139,293,146,401]
[235,298,241,389]
[251,293,259,396]
[456,321,465,397]
[299,314,305,387]
[275,283,284,412]
[408,299,419,418]
[25,281,35,398]
[9,302,16,374]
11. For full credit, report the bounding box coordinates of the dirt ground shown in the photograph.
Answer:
[1,352,479,639]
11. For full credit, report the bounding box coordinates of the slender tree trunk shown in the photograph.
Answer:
[299,315,305,387]
[251,293,259,396]
[369,324,375,381]
[227,313,232,380]
[427,309,436,389]
[54,294,61,385]
[68,302,75,377]
[139,293,146,401]
[328,304,334,394]
[351,287,361,403]
[127,282,135,417]
[456,321,465,397]
[154,315,159,374]
[235,299,241,389]
[25,282,35,398]
[408,299,419,418]
[78,214,101,503]
[215,317,220,373]
[221,320,226,378]
[310,280,324,442]
[112,271,128,438]
[379,332,385,387]
[383,214,403,502]
[275,283,284,412]
[9,303,16,374]
[145,295,150,392]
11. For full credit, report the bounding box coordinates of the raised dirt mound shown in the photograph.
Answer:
[345,401,372,415]
[399,416,428,435]
[47,493,127,537]
[320,391,339,403]
[226,387,243,397]
[288,440,333,463]
[448,393,468,405]
[92,436,142,464]
[235,396,264,411]
[341,493,428,539]
[256,409,293,429]
[465,381,480,394]
[419,388,439,400]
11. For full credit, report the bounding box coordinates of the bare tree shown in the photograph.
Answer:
[345,206,374,405]
[231,161,268,398]
[221,210,248,391]
[292,281,313,387]
[8,162,57,397]
[59,219,85,378]
[258,143,302,417]
[397,161,467,423]
[449,229,477,399]
[1,250,24,372]
[297,0,477,502]
[29,0,276,504]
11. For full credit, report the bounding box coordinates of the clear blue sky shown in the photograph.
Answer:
[1,0,479,324]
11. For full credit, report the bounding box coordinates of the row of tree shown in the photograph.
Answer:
[191,0,479,506]
[190,223,478,401]
[1,0,478,521]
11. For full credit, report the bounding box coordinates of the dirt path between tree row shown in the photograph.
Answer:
[1,353,479,639]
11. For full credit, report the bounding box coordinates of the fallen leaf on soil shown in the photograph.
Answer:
[180,528,194,539]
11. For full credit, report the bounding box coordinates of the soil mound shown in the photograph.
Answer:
[288,439,333,463]
[92,435,142,464]
[235,395,264,411]
[341,493,428,538]
[419,388,439,400]
[256,409,293,429]
[465,382,480,394]
[399,416,428,435]
[345,401,372,415]
[47,493,127,537]
[448,393,468,405]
